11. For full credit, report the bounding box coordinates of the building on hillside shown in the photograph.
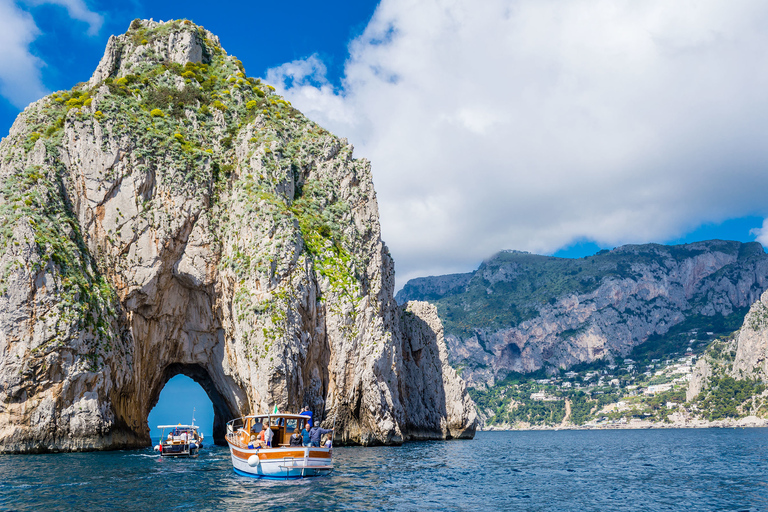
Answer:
[645,383,673,395]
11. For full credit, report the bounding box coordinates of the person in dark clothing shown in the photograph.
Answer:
[299,406,313,428]
[308,425,333,447]
[289,430,303,446]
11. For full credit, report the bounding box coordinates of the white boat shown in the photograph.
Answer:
[155,424,204,458]
[225,413,333,479]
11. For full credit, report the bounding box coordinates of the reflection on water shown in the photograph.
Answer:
[1,429,767,511]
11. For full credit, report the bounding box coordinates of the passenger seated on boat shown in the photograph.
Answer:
[265,424,274,447]
[248,427,258,449]
[289,431,303,446]
[254,424,269,449]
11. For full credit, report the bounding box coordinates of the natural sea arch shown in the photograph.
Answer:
[147,373,214,445]
[144,363,241,446]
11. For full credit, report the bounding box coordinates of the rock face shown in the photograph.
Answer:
[0,19,475,453]
[398,301,477,439]
[686,289,768,403]
[730,289,768,381]
[396,242,768,387]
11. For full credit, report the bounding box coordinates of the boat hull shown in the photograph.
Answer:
[226,443,333,479]
[160,443,200,458]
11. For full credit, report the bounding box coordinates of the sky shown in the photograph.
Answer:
[147,375,213,443]
[3,0,768,291]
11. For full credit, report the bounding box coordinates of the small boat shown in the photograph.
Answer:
[225,413,333,479]
[155,424,204,458]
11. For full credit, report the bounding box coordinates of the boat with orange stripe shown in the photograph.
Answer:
[225,413,333,479]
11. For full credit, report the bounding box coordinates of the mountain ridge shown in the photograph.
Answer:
[396,240,768,387]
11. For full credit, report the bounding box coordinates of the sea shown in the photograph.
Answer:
[1,429,766,511]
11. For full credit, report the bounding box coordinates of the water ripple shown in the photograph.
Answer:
[1,429,767,511]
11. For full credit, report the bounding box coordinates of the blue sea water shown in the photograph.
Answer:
[1,429,767,511]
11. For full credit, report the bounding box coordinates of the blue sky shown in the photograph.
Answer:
[147,375,213,443]
[6,0,768,438]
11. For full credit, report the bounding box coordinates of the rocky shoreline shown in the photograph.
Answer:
[481,413,768,432]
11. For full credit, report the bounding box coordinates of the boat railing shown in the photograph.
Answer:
[226,417,248,447]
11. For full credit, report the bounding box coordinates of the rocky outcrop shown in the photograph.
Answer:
[730,290,768,380]
[398,301,477,439]
[0,19,475,453]
[686,290,768,402]
[398,242,768,387]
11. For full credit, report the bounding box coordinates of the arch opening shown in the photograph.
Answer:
[146,363,239,445]
[147,375,213,445]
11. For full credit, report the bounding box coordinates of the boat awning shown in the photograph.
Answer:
[243,414,308,420]
[157,425,198,429]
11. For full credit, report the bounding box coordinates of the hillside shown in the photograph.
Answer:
[397,240,768,387]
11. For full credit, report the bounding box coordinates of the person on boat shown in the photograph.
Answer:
[300,406,313,428]
[248,426,258,448]
[301,423,310,446]
[254,424,269,449]
[254,422,274,448]
[289,430,303,446]
[308,424,333,447]
[323,435,332,449]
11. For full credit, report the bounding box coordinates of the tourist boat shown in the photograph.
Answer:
[155,423,204,458]
[225,413,333,479]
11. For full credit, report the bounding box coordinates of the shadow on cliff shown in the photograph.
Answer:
[398,303,477,440]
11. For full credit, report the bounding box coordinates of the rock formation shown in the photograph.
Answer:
[687,288,768,401]
[0,19,476,453]
[730,289,768,380]
[397,242,768,387]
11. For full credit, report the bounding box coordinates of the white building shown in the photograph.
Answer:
[645,383,673,395]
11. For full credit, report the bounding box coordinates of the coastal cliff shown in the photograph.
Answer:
[398,242,768,387]
[0,19,476,453]
[686,288,768,409]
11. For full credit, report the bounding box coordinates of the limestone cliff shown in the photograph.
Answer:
[0,19,475,453]
[397,242,768,387]
[687,288,768,402]
[730,290,768,381]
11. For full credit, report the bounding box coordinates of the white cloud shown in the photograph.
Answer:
[271,0,768,288]
[0,0,47,108]
[751,219,768,248]
[0,0,103,109]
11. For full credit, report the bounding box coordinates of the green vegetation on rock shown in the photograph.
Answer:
[0,18,374,371]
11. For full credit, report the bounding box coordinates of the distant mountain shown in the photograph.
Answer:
[396,240,768,387]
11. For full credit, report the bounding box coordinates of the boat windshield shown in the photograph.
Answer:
[161,426,200,439]
[230,415,306,435]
